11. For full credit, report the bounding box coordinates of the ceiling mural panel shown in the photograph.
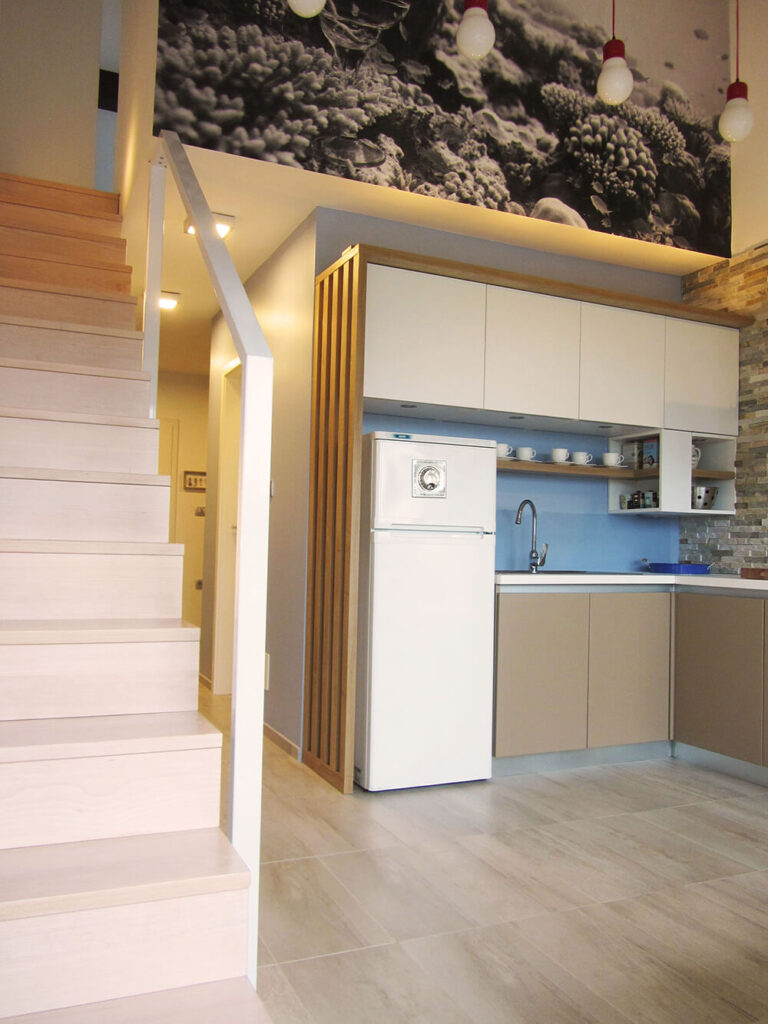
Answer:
[154,0,732,257]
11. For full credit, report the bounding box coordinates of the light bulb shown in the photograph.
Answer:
[456,2,495,60]
[719,80,754,142]
[596,38,633,105]
[286,0,326,17]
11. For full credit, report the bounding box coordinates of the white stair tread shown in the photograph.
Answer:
[0,711,221,763]
[0,466,169,486]
[0,406,158,429]
[0,978,272,1024]
[0,313,142,341]
[0,618,199,644]
[0,356,149,381]
[0,539,183,554]
[0,828,248,922]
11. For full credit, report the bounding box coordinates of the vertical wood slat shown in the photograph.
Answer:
[302,249,365,793]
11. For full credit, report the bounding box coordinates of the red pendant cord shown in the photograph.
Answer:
[735,0,740,81]
[612,0,616,40]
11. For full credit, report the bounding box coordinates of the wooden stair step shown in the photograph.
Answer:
[0,408,159,474]
[0,278,136,330]
[0,978,272,1024]
[0,619,200,720]
[0,253,132,296]
[0,224,126,267]
[0,200,122,241]
[0,468,170,543]
[0,712,222,850]
[0,174,120,219]
[0,315,143,370]
[0,540,184,620]
[0,358,149,416]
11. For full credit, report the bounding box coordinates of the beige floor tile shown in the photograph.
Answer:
[619,758,768,800]
[692,869,768,929]
[256,965,315,1024]
[258,857,392,963]
[514,906,757,1024]
[351,781,492,846]
[280,944,476,1024]
[492,770,635,822]
[557,762,716,812]
[402,923,635,1024]
[320,844,477,940]
[638,795,768,869]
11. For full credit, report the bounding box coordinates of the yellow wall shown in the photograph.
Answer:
[0,0,102,187]
[157,370,209,628]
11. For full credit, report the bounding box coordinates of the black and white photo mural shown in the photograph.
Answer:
[154,0,732,256]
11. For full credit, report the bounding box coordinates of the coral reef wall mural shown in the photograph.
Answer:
[154,0,732,257]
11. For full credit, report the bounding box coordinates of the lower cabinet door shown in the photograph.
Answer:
[675,593,764,765]
[494,594,589,757]
[588,593,671,748]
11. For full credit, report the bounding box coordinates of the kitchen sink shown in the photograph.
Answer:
[498,570,642,575]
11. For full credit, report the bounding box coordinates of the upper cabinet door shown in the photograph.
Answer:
[579,303,665,427]
[484,287,580,418]
[664,320,739,435]
[363,265,486,408]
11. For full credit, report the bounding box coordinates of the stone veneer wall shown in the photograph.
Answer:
[679,244,768,574]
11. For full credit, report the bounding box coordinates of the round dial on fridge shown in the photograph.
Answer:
[412,459,447,498]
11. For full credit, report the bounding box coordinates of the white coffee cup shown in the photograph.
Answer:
[691,445,701,468]
[602,452,625,467]
[551,448,570,463]
[571,451,592,465]
[515,446,536,461]
[496,442,514,459]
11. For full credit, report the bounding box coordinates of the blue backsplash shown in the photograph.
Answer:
[363,413,679,573]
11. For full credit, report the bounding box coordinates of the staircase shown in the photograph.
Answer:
[0,174,268,1020]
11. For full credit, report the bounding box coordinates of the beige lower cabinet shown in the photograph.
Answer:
[495,594,589,757]
[674,593,764,765]
[587,593,671,748]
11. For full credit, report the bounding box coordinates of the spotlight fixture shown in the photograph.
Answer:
[159,291,181,311]
[719,0,754,142]
[183,213,235,239]
[286,0,326,17]
[597,0,633,105]
[456,0,496,60]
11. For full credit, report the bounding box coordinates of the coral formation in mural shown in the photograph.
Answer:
[155,0,731,256]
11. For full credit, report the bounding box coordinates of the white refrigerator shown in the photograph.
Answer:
[355,432,497,791]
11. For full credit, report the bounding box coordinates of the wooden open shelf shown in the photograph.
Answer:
[496,459,735,482]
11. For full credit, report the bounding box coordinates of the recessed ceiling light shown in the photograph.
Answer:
[400,403,418,409]
[184,213,235,239]
[159,291,181,310]
[509,415,524,420]
[598,425,612,430]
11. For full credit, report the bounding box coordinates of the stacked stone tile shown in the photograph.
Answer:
[680,244,768,573]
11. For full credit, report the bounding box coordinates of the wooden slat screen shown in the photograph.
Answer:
[302,249,365,792]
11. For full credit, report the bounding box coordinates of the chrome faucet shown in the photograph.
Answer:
[515,499,548,573]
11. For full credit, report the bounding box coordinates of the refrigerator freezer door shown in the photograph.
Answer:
[370,436,496,533]
[356,529,495,791]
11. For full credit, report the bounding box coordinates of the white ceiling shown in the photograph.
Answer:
[151,145,723,377]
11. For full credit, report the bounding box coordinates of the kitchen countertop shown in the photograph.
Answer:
[495,572,768,593]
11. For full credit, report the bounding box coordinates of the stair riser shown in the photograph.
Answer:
[0,320,142,370]
[0,365,148,417]
[0,254,131,296]
[0,284,136,330]
[0,417,158,473]
[0,641,200,720]
[0,478,169,542]
[0,177,120,218]
[0,225,126,267]
[0,746,221,851]
[0,889,246,1018]
[0,553,183,619]
[0,201,122,241]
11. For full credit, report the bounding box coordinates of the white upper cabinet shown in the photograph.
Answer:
[579,303,666,427]
[484,287,580,418]
[664,319,739,435]
[363,264,486,409]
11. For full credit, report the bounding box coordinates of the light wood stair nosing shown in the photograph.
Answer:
[0,539,183,555]
[0,407,159,429]
[0,357,149,382]
[0,313,142,341]
[0,467,169,487]
[0,251,132,280]
[0,619,200,645]
[0,276,135,305]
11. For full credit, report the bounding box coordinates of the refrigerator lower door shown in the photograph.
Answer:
[356,529,495,791]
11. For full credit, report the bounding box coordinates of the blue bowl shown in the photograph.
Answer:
[646,562,710,575]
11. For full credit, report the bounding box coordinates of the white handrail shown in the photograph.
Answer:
[146,130,273,988]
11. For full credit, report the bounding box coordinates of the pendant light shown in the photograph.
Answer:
[456,0,496,60]
[286,0,326,17]
[719,0,754,142]
[597,0,633,105]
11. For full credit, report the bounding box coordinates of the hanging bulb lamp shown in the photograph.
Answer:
[597,0,633,105]
[719,0,753,141]
[456,0,496,60]
[286,0,326,17]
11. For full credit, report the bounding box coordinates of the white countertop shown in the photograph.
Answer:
[495,572,768,592]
